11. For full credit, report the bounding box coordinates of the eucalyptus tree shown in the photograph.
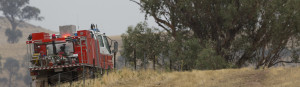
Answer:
[0,0,43,43]
[4,58,20,87]
[132,0,300,68]
[122,22,164,70]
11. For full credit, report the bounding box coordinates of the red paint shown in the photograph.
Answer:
[28,30,114,70]
[32,32,50,40]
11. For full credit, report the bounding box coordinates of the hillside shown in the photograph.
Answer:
[0,17,55,59]
[61,67,300,87]
[0,17,55,87]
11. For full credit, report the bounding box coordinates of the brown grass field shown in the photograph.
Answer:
[60,67,300,87]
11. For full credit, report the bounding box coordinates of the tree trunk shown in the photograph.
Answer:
[169,59,172,71]
[6,16,18,30]
[134,49,136,70]
[153,55,155,70]
[144,53,147,70]
[8,64,13,87]
[236,47,257,67]
[236,55,249,68]
[162,55,164,69]
[125,57,127,67]
[11,23,17,30]
[9,73,12,87]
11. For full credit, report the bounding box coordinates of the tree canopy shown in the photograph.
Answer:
[129,0,300,69]
[122,22,231,70]
[122,22,164,70]
[0,0,43,43]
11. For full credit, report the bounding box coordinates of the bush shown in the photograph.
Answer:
[196,47,229,70]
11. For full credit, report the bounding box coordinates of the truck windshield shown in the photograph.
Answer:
[103,36,111,54]
[97,35,104,47]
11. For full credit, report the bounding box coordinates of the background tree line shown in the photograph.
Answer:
[122,22,230,70]
[0,54,31,87]
[122,0,300,70]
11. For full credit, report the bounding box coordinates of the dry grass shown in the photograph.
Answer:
[60,67,300,87]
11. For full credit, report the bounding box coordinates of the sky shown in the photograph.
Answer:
[28,0,157,36]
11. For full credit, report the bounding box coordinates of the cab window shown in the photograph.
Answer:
[103,36,111,53]
[97,35,104,47]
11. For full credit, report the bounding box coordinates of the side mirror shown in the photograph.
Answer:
[27,34,32,40]
[112,41,118,53]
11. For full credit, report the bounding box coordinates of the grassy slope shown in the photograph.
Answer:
[61,67,300,87]
[0,17,55,59]
[0,17,55,86]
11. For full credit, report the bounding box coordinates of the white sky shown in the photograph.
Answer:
[27,0,157,36]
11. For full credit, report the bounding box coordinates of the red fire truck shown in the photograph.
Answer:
[26,24,118,86]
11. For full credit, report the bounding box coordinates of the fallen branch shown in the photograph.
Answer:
[273,61,300,66]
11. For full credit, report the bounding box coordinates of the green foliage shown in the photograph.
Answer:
[195,42,230,70]
[122,22,163,69]
[168,36,230,70]
[122,22,230,70]
[133,0,300,68]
